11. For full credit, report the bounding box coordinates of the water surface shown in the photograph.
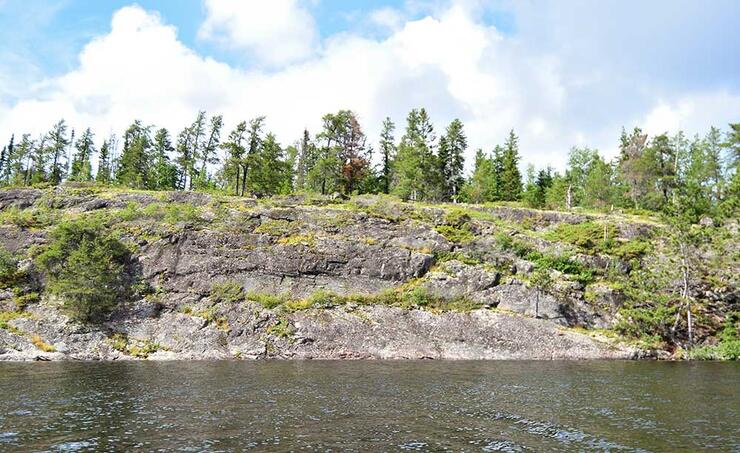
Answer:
[0,361,737,452]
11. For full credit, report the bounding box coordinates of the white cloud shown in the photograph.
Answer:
[642,92,740,137]
[0,1,738,174]
[198,0,318,67]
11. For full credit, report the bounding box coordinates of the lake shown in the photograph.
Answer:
[0,361,737,452]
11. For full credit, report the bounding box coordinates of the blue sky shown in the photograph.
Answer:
[0,0,738,169]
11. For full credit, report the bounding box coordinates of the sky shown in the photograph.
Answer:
[0,0,738,171]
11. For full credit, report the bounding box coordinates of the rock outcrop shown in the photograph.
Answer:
[0,187,663,361]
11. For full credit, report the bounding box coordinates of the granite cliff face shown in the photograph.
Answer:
[3,186,722,361]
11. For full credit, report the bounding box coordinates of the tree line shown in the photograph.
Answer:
[0,109,737,220]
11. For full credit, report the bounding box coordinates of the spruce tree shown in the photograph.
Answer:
[47,120,70,185]
[498,130,523,201]
[462,149,495,203]
[438,119,467,202]
[69,128,95,182]
[220,122,247,196]
[295,129,315,192]
[116,121,152,189]
[378,118,396,194]
[194,115,223,189]
[96,140,112,185]
[391,108,440,201]
[151,128,178,190]
[0,134,13,183]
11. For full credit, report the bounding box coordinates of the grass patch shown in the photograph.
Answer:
[0,206,59,228]
[31,334,56,352]
[247,292,291,309]
[277,233,316,247]
[525,251,595,285]
[0,311,27,333]
[267,318,293,338]
[210,281,245,304]
[254,219,299,236]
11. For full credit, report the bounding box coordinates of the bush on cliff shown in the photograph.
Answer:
[35,217,134,322]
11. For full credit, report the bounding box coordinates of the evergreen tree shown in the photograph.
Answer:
[194,115,223,189]
[295,129,316,192]
[310,110,370,194]
[582,157,616,209]
[498,130,523,201]
[241,117,266,196]
[151,128,178,190]
[9,134,33,185]
[29,134,49,185]
[617,127,652,208]
[462,149,496,203]
[220,122,247,196]
[391,108,440,201]
[47,120,70,185]
[438,119,467,202]
[0,134,13,183]
[176,111,206,190]
[378,117,396,194]
[116,121,152,189]
[248,133,291,196]
[96,139,112,185]
[69,128,95,182]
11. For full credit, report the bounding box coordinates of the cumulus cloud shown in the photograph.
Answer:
[198,0,318,67]
[0,1,738,173]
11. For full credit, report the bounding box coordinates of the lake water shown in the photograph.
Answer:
[0,361,737,452]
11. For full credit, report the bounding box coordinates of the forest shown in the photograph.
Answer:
[0,108,738,223]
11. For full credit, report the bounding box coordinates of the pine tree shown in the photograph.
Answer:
[194,115,223,189]
[248,133,291,196]
[176,111,206,190]
[47,120,70,185]
[69,128,95,182]
[378,118,396,194]
[29,134,49,185]
[462,149,495,203]
[9,134,33,185]
[0,134,13,183]
[498,130,523,201]
[220,122,247,196]
[151,128,178,190]
[310,110,370,195]
[96,139,112,185]
[241,117,266,196]
[391,108,440,201]
[116,121,152,189]
[438,119,467,202]
[617,127,651,208]
[295,129,316,192]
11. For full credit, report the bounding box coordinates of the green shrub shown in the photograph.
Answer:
[610,239,652,260]
[35,217,134,322]
[210,281,245,304]
[267,318,293,338]
[544,222,616,250]
[0,206,58,228]
[436,225,474,244]
[495,233,533,257]
[247,292,291,309]
[0,246,20,288]
[690,315,740,360]
[525,251,594,284]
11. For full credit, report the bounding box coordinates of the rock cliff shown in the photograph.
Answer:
[2,186,732,360]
